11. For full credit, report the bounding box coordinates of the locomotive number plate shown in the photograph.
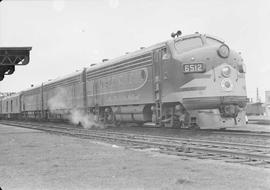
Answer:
[183,63,205,73]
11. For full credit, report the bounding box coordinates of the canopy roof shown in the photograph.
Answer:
[0,47,32,65]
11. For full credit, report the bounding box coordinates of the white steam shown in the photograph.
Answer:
[48,87,70,111]
[47,87,102,129]
[69,109,103,129]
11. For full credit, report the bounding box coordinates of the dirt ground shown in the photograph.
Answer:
[0,124,269,190]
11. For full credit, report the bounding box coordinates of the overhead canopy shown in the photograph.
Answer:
[0,47,32,81]
[0,47,32,65]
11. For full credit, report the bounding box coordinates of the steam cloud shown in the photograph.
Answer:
[48,88,70,110]
[47,87,102,129]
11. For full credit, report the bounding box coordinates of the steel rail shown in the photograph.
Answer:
[1,121,270,164]
[141,123,270,137]
[3,120,270,137]
[82,129,270,149]
[1,121,270,149]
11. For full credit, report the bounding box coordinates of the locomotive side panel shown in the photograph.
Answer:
[86,67,153,107]
[152,47,179,103]
[43,85,74,110]
[86,52,156,108]
[43,73,84,112]
[22,89,42,112]
[74,83,85,109]
[12,95,21,114]
[0,94,21,119]
[1,99,8,114]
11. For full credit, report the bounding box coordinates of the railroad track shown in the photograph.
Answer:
[1,120,270,167]
[142,124,270,138]
[196,129,270,138]
[2,120,270,143]
[3,120,270,138]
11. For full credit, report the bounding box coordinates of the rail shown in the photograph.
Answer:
[0,120,269,168]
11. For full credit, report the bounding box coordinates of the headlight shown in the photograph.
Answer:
[221,65,231,77]
[221,78,233,91]
[217,44,230,58]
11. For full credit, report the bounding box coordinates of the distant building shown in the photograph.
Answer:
[246,102,265,116]
[265,91,270,104]
[265,91,270,116]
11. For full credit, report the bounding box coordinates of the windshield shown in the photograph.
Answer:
[175,37,203,53]
[206,37,223,46]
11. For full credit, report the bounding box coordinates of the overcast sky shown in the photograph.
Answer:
[0,0,270,101]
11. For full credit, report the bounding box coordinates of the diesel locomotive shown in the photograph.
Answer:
[0,32,248,129]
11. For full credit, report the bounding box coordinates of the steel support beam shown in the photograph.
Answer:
[0,47,32,81]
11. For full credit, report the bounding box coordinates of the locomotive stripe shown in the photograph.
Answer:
[183,96,247,104]
[44,76,82,90]
[87,68,149,96]
[86,53,152,79]
[179,86,206,92]
[88,55,152,75]
[193,74,211,79]
[87,60,152,80]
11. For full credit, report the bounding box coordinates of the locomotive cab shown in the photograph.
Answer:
[161,33,248,128]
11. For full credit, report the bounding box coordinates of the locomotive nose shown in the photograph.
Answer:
[221,77,234,92]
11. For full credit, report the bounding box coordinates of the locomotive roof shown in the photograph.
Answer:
[86,41,166,73]
[20,71,84,96]
[20,70,83,94]
[22,84,42,92]
[85,33,206,73]
[42,70,83,86]
[1,92,21,101]
[19,32,220,95]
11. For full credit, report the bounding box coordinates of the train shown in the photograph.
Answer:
[0,31,248,129]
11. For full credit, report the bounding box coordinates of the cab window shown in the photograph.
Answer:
[206,37,223,46]
[175,37,203,53]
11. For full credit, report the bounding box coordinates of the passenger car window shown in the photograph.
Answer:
[175,37,203,53]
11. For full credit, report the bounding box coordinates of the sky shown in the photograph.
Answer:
[0,0,270,101]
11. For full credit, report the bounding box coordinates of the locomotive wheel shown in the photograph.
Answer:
[103,107,115,124]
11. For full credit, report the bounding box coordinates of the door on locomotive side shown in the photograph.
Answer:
[152,48,166,126]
